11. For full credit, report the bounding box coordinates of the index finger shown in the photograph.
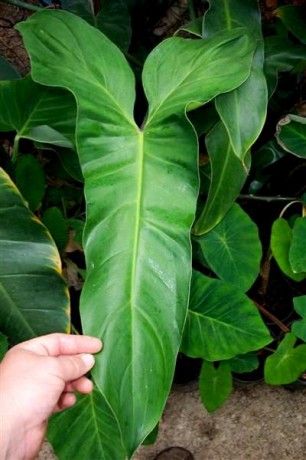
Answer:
[15,333,103,357]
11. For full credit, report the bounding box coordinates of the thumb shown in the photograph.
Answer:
[55,353,95,383]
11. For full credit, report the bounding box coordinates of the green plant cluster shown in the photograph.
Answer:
[0,0,306,458]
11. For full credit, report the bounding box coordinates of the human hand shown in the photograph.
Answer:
[0,333,102,460]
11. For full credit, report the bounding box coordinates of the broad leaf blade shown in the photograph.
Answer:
[48,388,126,459]
[0,167,69,344]
[292,296,306,342]
[0,75,76,148]
[264,333,306,385]
[15,154,46,211]
[289,217,306,274]
[226,352,259,374]
[18,10,257,457]
[181,271,272,361]
[196,203,262,291]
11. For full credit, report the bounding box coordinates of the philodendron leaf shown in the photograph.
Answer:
[276,5,306,45]
[292,296,306,342]
[193,122,251,235]
[289,217,306,274]
[264,333,306,385]
[276,114,306,159]
[199,360,233,413]
[0,167,69,344]
[15,154,46,211]
[48,388,126,460]
[196,203,262,291]
[203,0,267,160]
[18,10,255,457]
[0,74,76,150]
[181,270,272,361]
[271,218,306,282]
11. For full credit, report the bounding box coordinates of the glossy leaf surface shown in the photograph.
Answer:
[264,333,306,385]
[196,203,262,291]
[276,114,306,158]
[199,360,232,412]
[271,218,306,282]
[18,10,255,456]
[0,167,69,344]
[48,388,126,459]
[181,271,271,361]
[0,75,76,149]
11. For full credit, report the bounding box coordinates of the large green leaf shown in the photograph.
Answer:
[0,74,76,151]
[181,270,272,361]
[18,10,255,457]
[0,167,69,344]
[276,114,306,159]
[264,333,306,385]
[196,203,262,291]
[276,5,306,45]
[193,122,250,234]
[203,0,267,160]
[270,218,306,282]
[48,388,126,459]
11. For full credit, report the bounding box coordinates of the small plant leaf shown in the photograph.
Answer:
[181,270,272,361]
[0,56,20,80]
[291,296,306,342]
[0,167,70,344]
[199,360,233,413]
[276,114,306,159]
[15,154,46,211]
[264,333,306,385]
[196,203,262,291]
[276,5,306,45]
[271,218,306,282]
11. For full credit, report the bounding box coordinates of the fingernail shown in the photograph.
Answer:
[81,353,95,367]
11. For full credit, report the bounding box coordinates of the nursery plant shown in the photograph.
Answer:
[0,0,306,458]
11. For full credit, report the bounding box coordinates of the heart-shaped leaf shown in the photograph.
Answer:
[0,167,70,344]
[271,218,306,282]
[264,333,306,385]
[199,360,232,413]
[181,270,272,361]
[196,203,262,291]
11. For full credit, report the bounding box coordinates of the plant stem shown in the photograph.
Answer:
[187,0,196,21]
[3,0,42,12]
[253,301,290,334]
[239,194,298,203]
